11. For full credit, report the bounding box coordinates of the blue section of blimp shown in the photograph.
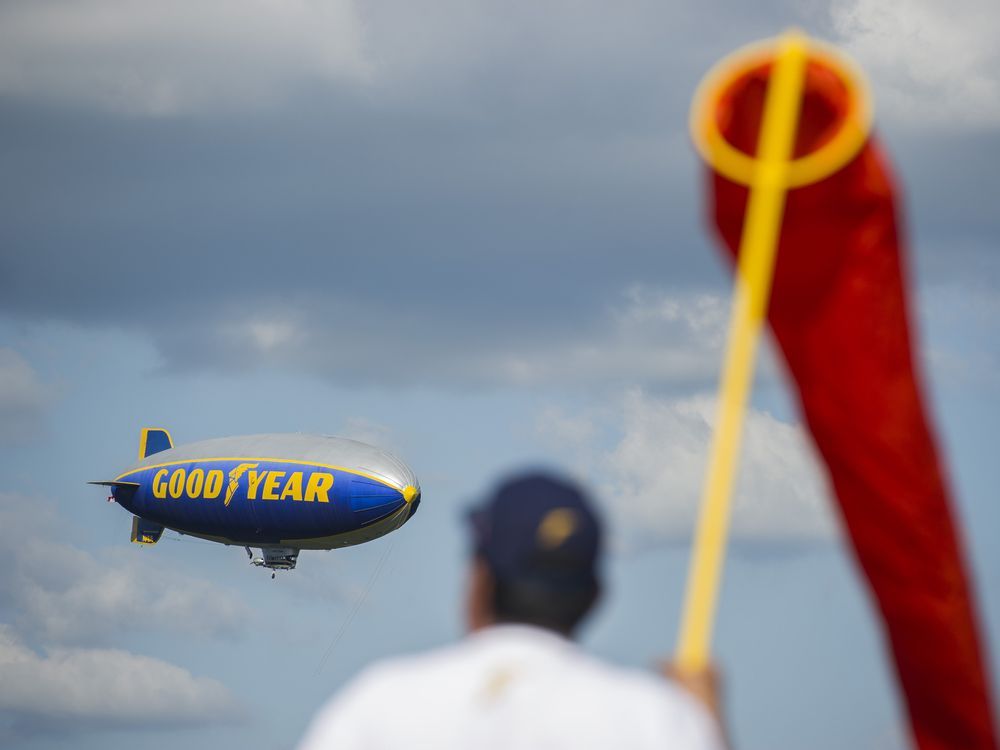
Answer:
[114,459,408,544]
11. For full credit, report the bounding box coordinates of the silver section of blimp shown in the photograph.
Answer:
[120,433,419,492]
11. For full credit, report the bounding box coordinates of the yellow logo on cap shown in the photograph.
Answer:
[537,508,577,549]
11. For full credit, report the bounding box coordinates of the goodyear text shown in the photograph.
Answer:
[151,465,334,504]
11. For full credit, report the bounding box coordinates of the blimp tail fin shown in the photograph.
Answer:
[130,516,164,546]
[138,427,173,460]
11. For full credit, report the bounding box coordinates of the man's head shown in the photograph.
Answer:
[465,472,603,637]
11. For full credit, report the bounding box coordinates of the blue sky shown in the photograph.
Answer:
[0,1,998,748]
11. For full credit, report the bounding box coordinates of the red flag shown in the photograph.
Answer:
[707,54,997,749]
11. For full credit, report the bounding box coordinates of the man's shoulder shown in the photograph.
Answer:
[299,642,471,747]
[557,652,723,747]
[342,637,482,696]
[561,647,703,711]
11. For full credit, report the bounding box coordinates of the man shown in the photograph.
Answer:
[298,472,726,749]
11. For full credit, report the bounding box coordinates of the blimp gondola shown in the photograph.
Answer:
[91,428,420,576]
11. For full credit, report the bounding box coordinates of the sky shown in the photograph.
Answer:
[0,0,998,748]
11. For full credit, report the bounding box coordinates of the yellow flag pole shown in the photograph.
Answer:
[675,31,809,671]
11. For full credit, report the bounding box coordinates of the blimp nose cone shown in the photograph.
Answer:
[404,486,421,519]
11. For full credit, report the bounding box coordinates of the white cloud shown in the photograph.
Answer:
[831,0,1000,128]
[447,287,733,388]
[227,316,304,355]
[0,348,54,444]
[467,286,783,389]
[169,285,738,389]
[0,496,247,734]
[0,0,369,114]
[538,390,835,546]
[535,405,600,456]
[0,493,248,645]
[0,349,48,410]
[0,625,241,731]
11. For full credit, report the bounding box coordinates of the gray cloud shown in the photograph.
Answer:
[0,625,241,736]
[0,0,996,390]
[0,348,53,443]
[0,493,249,645]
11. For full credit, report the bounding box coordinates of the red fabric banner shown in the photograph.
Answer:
[709,62,997,750]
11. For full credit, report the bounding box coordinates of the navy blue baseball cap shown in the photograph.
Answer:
[467,472,603,589]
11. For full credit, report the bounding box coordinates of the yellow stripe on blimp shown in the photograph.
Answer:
[115,456,407,492]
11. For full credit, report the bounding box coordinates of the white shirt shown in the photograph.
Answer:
[298,624,725,750]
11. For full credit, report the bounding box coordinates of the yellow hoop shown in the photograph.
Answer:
[690,36,872,188]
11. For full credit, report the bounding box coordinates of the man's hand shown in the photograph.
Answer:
[661,661,726,743]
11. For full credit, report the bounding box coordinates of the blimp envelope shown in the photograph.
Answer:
[92,430,420,573]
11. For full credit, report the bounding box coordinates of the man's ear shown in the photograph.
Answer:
[589,581,602,617]
[466,557,496,633]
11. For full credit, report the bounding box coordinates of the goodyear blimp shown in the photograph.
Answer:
[91,428,420,576]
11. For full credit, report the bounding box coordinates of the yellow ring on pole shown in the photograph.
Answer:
[691,36,872,188]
